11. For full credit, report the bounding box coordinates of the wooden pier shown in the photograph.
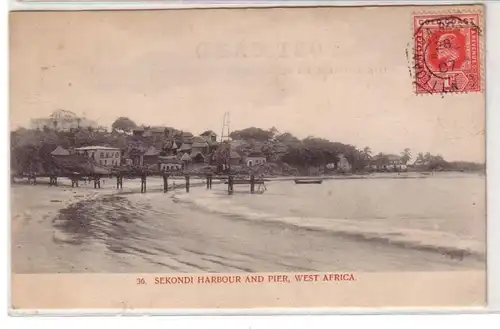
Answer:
[12,170,266,195]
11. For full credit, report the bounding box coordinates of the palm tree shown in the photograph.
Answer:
[362,146,372,160]
[400,148,412,164]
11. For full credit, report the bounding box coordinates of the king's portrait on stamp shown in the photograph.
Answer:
[9,4,486,311]
[413,13,482,94]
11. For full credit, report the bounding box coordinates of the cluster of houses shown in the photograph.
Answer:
[49,126,287,173]
[48,124,413,174]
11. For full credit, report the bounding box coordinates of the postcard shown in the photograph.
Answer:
[9,4,486,311]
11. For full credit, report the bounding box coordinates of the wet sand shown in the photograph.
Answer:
[11,177,485,274]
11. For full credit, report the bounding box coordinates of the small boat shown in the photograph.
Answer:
[294,179,323,184]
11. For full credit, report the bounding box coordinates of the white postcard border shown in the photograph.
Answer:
[4,0,500,314]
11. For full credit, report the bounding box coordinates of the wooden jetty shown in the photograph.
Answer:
[13,166,266,195]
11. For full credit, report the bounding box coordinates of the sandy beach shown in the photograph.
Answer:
[11,173,485,274]
[11,176,206,273]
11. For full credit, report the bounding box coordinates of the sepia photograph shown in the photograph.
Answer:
[9,4,486,309]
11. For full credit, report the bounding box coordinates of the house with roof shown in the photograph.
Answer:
[178,142,192,154]
[200,130,218,143]
[143,146,159,166]
[75,145,122,166]
[191,136,209,155]
[202,137,219,153]
[244,152,267,167]
[190,151,206,164]
[181,131,194,144]
[51,145,70,157]
[180,153,192,168]
[132,127,145,137]
[149,126,168,138]
[370,154,406,171]
[163,139,179,156]
[159,156,183,172]
[229,150,242,166]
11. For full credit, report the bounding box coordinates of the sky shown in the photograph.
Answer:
[9,7,485,162]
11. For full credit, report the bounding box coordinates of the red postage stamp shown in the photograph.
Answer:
[412,13,482,94]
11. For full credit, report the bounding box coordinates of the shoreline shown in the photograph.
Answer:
[11,174,485,273]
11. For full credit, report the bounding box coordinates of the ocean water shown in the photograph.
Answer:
[174,173,486,258]
[43,172,486,273]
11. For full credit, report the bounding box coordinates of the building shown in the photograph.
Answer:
[132,127,145,136]
[370,154,406,171]
[245,152,267,167]
[179,143,192,154]
[50,145,70,157]
[200,130,218,143]
[75,146,121,166]
[163,139,179,156]
[229,150,242,166]
[181,132,194,143]
[191,151,206,164]
[143,146,159,166]
[159,157,183,171]
[191,137,210,155]
[180,153,192,168]
[30,110,98,132]
[337,154,352,172]
[147,126,168,138]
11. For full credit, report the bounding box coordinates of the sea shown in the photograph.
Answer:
[46,172,486,273]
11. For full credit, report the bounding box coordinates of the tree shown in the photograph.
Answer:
[416,152,425,163]
[201,130,216,136]
[361,146,372,161]
[428,154,447,170]
[230,127,274,141]
[276,132,300,145]
[112,117,137,133]
[269,127,280,139]
[400,148,412,164]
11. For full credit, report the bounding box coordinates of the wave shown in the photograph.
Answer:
[172,192,485,261]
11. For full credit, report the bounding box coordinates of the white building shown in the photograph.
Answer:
[337,154,352,172]
[159,157,183,171]
[30,110,99,132]
[75,146,121,166]
[245,153,267,167]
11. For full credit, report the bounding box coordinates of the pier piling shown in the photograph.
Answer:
[141,173,147,193]
[185,175,190,193]
[116,175,123,189]
[206,174,213,189]
[49,176,58,186]
[228,175,234,195]
[163,173,169,193]
[250,174,255,194]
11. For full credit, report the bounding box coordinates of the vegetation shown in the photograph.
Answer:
[111,117,138,133]
[230,127,274,141]
[400,148,412,164]
[10,116,484,175]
